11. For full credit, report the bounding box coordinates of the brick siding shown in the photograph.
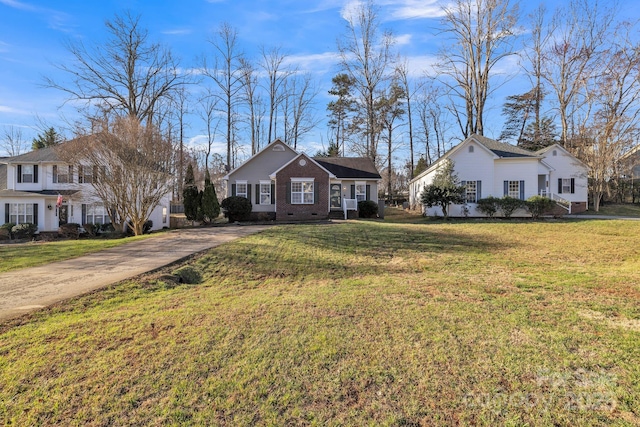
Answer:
[276,156,330,221]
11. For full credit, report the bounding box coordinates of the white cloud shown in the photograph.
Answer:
[283,51,342,74]
[186,134,227,155]
[386,0,447,20]
[403,54,440,78]
[162,28,193,36]
[0,105,30,115]
[0,0,36,11]
[393,33,412,46]
[340,0,363,22]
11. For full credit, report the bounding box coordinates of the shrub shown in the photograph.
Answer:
[12,223,37,239]
[101,223,115,233]
[220,196,252,222]
[59,223,81,239]
[476,197,500,218]
[143,220,153,234]
[358,200,378,218]
[499,196,524,219]
[526,196,556,220]
[1,222,16,240]
[172,265,203,284]
[82,223,99,237]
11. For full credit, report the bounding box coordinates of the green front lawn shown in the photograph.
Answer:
[584,203,640,217]
[1,218,639,425]
[0,234,154,273]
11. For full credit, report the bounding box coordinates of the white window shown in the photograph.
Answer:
[9,203,34,224]
[235,181,247,198]
[85,204,110,225]
[78,165,94,184]
[162,207,168,224]
[291,180,314,204]
[562,178,572,194]
[355,182,366,202]
[508,180,520,198]
[21,165,34,183]
[466,181,477,203]
[53,165,72,184]
[260,182,272,205]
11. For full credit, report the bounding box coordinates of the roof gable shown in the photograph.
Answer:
[270,153,336,179]
[223,139,297,180]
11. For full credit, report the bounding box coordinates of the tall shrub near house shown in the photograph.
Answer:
[420,159,465,219]
[200,169,220,223]
[183,163,200,222]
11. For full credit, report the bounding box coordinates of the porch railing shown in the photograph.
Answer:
[539,190,571,214]
[343,198,358,220]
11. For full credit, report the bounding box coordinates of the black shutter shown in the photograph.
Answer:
[286,182,291,204]
[231,184,236,196]
[570,178,575,194]
[477,181,482,201]
[314,182,320,204]
[461,180,466,200]
[78,165,84,183]
[17,165,22,183]
[350,185,355,199]
[247,184,252,201]
[558,178,562,194]
[503,181,508,196]
[366,185,371,201]
[33,204,38,226]
[82,204,87,225]
[255,184,260,205]
[271,183,275,205]
[33,165,38,183]
[4,204,9,223]
[93,166,99,184]
[519,180,525,200]
[69,165,74,183]
[53,165,58,183]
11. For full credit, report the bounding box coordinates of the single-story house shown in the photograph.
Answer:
[0,145,170,232]
[223,139,382,220]
[409,134,589,216]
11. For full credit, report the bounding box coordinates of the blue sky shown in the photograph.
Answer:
[1,0,639,164]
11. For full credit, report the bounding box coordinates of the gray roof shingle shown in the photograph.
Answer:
[5,145,62,163]
[471,134,538,158]
[313,157,381,179]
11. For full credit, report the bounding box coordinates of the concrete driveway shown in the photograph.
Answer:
[0,225,270,321]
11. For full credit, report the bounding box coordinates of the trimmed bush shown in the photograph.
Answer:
[476,197,500,218]
[1,222,16,240]
[12,223,37,239]
[172,265,203,284]
[358,200,378,218]
[526,196,556,220]
[59,223,81,239]
[143,220,153,234]
[220,196,252,222]
[499,197,524,219]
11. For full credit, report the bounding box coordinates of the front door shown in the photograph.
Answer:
[330,184,342,209]
[58,205,68,226]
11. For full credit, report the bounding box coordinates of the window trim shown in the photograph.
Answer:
[235,180,248,199]
[83,203,111,225]
[507,180,520,199]
[259,180,272,205]
[53,165,72,184]
[466,180,477,203]
[8,203,34,224]
[21,165,34,183]
[291,178,314,204]
[355,181,367,202]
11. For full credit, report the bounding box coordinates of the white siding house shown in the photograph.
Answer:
[0,145,171,232]
[409,134,589,216]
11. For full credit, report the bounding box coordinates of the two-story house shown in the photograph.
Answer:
[0,145,170,232]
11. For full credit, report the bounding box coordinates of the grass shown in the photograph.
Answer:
[1,211,639,425]
[582,203,640,217]
[0,234,155,273]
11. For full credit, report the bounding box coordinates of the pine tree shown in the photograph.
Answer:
[200,169,220,223]
[183,164,200,222]
[32,127,62,150]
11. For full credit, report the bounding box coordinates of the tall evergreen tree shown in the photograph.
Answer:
[201,169,220,223]
[32,127,62,150]
[183,163,200,222]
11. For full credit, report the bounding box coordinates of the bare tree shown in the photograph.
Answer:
[282,73,319,150]
[437,0,520,137]
[572,22,640,211]
[239,58,264,155]
[541,0,616,146]
[1,125,28,156]
[396,60,422,176]
[337,0,395,163]
[203,22,245,171]
[63,117,174,235]
[416,82,450,164]
[198,90,221,172]
[260,46,295,143]
[378,81,406,201]
[46,11,188,124]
